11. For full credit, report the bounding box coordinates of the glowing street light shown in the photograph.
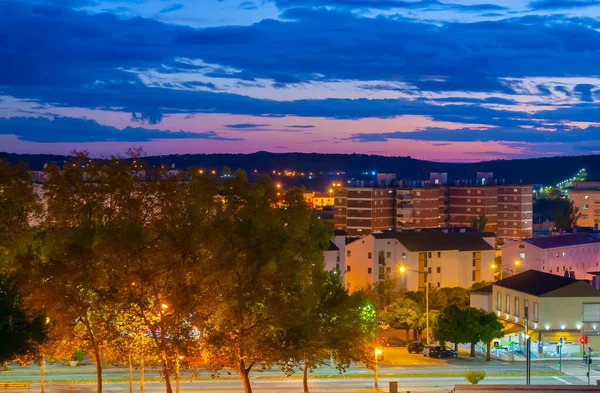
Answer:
[161,303,169,310]
[374,347,382,389]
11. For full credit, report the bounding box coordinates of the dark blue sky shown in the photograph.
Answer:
[2,0,600,161]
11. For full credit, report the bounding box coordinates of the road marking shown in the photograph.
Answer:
[552,376,573,385]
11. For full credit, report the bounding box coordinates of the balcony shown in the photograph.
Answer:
[397,202,414,209]
[397,194,413,200]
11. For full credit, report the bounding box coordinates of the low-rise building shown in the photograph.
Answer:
[344,229,495,292]
[323,230,347,281]
[501,233,600,280]
[470,270,600,357]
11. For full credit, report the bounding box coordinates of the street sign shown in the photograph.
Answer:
[494,341,499,348]
[559,337,564,345]
[589,346,593,353]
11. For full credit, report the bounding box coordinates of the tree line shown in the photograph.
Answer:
[0,152,376,393]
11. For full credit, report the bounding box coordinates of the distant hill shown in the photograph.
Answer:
[1,151,598,186]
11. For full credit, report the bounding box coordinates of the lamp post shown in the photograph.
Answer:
[374,348,382,389]
[399,266,429,344]
[491,261,519,280]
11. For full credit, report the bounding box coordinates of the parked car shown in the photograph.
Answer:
[381,336,407,347]
[423,345,458,358]
[407,341,425,354]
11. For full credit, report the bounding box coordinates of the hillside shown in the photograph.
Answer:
[1,151,597,186]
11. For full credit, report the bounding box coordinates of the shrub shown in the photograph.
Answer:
[71,350,85,362]
[463,370,486,384]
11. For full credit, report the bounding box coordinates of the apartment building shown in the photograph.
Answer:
[396,188,440,229]
[502,233,600,280]
[446,186,497,232]
[497,185,534,240]
[569,182,600,227]
[343,229,495,292]
[333,187,395,236]
[471,270,600,357]
[323,230,347,282]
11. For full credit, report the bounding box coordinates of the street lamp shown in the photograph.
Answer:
[399,266,430,344]
[374,348,382,389]
[491,263,517,280]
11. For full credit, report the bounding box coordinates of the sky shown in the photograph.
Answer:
[3,0,600,161]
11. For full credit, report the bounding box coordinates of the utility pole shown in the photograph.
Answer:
[525,306,530,385]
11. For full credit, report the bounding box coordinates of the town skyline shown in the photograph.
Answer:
[3,0,600,161]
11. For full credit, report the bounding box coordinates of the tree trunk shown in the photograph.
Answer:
[160,350,173,393]
[303,361,310,393]
[486,341,491,361]
[454,342,458,351]
[175,358,180,393]
[140,358,144,393]
[239,360,252,393]
[128,354,133,393]
[39,357,45,393]
[93,347,103,393]
[470,342,475,357]
[405,328,410,342]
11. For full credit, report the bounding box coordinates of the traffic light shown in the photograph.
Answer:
[584,354,588,364]
[580,336,589,345]
[556,345,560,354]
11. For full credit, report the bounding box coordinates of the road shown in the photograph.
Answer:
[2,347,600,392]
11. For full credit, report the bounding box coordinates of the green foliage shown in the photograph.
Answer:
[463,370,486,384]
[470,214,488,232]
[72,350,85,362]
[555,200,581,230]
[0,278,45,363]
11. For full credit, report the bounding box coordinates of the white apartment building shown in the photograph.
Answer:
[323,230,347,281]
[343,229,495,292]
[502,233,600,281]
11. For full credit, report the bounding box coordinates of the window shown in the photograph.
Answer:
[505,294,510,313]
[428,252,432,258]
[347,265,351,272]
[477,190,481,195]
[473,252,477,258]
[583,204,589,210]
[533,302,539,322]
[514,297,520,317]
[386,267,391,274]
[368,252,372,259]
[519,253,525,259]
[337,256,340,262]
[347,250,351,257]
[467,190,471,194]
[336,263,340,270]
[428,267,432,274]
[477,199,481,203]
[386,252,391,258]
[437,252,441,258]
[524,299,529,317]
[497,292,502,311]
[402,252,406,259]
[472,270,476,281]
[473,260,476,267]
[437,267,441,273]
[416,191,421,196]
[368,268,372,274]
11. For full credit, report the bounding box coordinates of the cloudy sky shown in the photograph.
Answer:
[3,0,600,161]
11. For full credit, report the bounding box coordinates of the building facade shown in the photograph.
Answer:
[497,185,533,240]
[334,187,395,235]
[569,182,600,228]
[470,270,600,358]
[343,230,495,292]
[501,233,600,281]
[334,183,531,240]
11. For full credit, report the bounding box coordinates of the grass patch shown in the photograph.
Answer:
[0,371,562,383]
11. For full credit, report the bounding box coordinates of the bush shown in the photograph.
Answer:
[463,370,486,384]
[71,350,85,362]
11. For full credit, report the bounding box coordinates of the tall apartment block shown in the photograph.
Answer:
[497,185,533,239]
[568,182,600,227]
[334,176,532,240]
[333,187,395,235]
[446,186,497,232]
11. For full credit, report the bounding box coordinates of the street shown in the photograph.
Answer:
[2,347,600,392]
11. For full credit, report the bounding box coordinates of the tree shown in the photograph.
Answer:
[0,278,45,364]
[476,311,504,361]
[201,174,331,393]
[556,200,580,230]
[280,272,375,393]
[470,214,488,232]
[433,305,471,351]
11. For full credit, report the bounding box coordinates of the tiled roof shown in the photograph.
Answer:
[522,233,600,249]
[327,241,339,251]
[371,230,493,252]
[494,270,583,296]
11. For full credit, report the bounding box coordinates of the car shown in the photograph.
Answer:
[423,345,458,358]
[381,336,407,347]
[407,341,425,354]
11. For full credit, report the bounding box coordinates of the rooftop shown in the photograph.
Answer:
[327,241,339,251]
[333,229,348,236]
[494,270,596,297]
[522,233,600,249]
[471,284,493,294]
[372,230,494,252]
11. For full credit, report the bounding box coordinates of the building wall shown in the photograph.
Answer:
[497,185,533,240]
[470,292,492,312]
[447,186,498,232]
[570,189,600,228]
[344,234,495,292]
[333,187,395,236]
[396,188,439,229]
[492,286,541,329]
[502,240,600,280]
